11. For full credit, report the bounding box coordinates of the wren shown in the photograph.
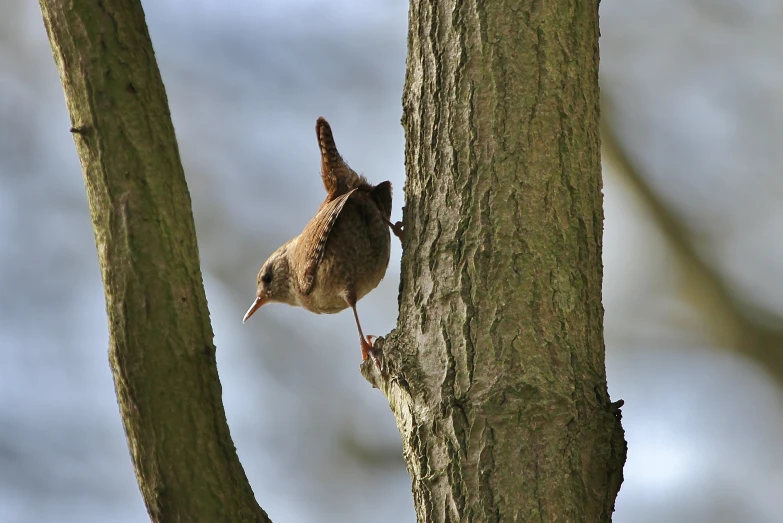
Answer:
[243,117,403,369]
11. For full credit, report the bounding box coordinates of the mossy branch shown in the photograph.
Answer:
[38,1,271,521]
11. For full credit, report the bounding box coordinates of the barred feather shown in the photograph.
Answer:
[299,188,357,294]
[316,117,368,197]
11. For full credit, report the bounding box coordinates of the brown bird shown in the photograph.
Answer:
[243,117,403,368]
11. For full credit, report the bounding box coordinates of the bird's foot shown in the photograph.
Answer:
[361,335,384,372]
[390,221,404,243]
[383,218,404,243]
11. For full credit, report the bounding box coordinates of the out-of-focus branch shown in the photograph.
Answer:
[601,113,783,386]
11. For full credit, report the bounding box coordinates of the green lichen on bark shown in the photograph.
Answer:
[38,1,270,521]
[364,0,627,521]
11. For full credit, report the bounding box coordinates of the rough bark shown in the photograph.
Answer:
[362,1,627,521]
[38,1,270,522]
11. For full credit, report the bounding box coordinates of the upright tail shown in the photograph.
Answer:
[316,117,367,197]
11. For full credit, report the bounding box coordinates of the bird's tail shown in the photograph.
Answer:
[316,117,367,196]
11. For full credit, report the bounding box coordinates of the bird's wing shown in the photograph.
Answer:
[299,188,357,295]
[316,117,366,197]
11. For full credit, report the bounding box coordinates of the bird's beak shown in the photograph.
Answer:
[242,295,268,323]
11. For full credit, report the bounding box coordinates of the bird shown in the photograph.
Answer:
[243,117,403,369]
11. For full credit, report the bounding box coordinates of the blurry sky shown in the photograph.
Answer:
[2,0,782,522]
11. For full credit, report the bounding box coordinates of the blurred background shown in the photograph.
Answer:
[1,0,782,521]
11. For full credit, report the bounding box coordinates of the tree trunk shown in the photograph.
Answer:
[361,1,627,521]
[38,2,270,521]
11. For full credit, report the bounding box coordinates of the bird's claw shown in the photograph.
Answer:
[361,335,384,372]
[390,221,404,243]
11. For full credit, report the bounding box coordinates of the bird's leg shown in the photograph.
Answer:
[345,292,383,371]
[383,217,404,243]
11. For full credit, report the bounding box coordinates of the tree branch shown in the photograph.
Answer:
[38,1,270,521]
[363,1,626,520]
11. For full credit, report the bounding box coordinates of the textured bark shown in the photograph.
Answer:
[362,1,627,521]
[38,1,270,522]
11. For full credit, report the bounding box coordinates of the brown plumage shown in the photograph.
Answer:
[243,117,403,368]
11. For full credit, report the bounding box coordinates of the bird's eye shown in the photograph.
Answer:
[261,272,272,285]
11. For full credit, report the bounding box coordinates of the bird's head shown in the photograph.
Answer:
[243,240,297,323]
